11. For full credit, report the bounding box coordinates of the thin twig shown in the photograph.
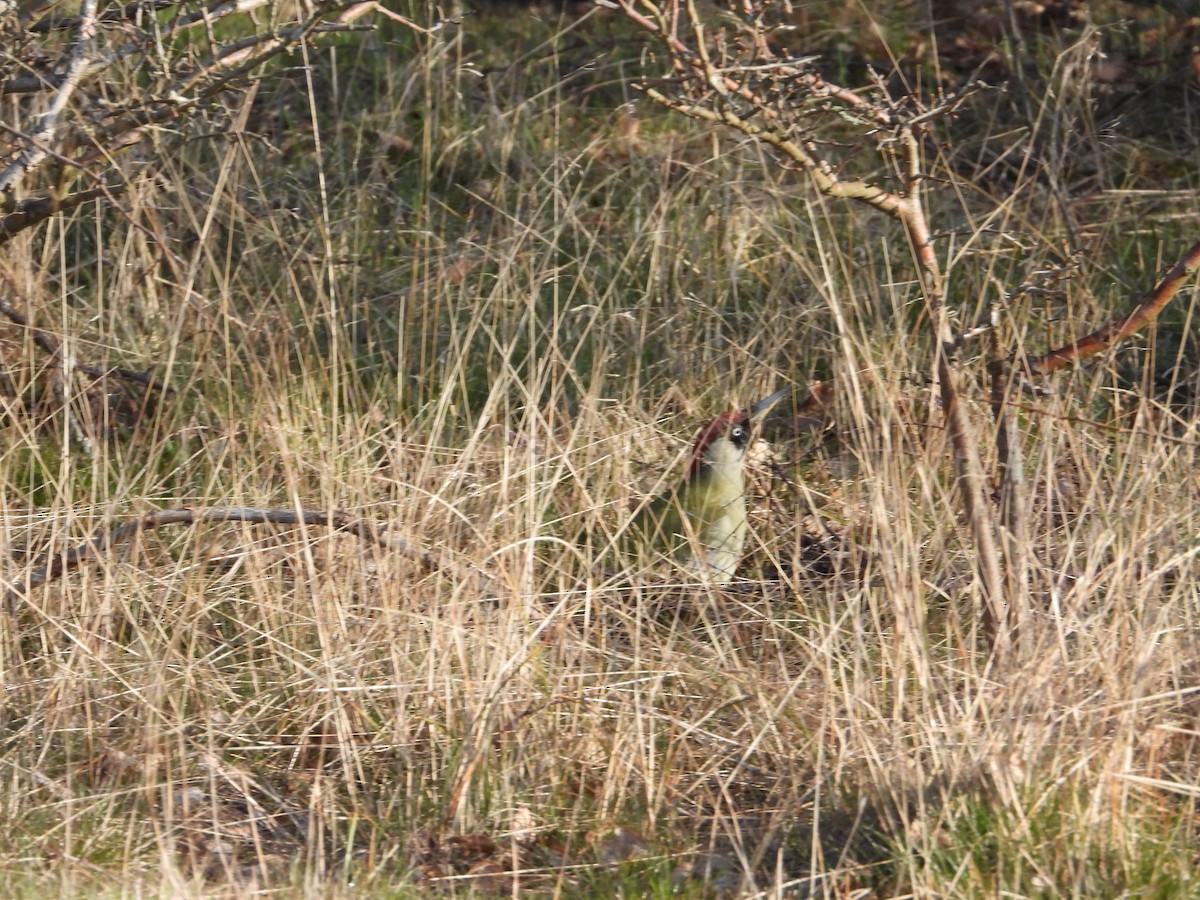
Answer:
[0,290,170,393]
[4,507,498,609]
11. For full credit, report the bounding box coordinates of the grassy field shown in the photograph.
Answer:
[2,0,1200,895]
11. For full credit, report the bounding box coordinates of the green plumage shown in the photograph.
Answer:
[621,458,748,582]
[604,388,786,584]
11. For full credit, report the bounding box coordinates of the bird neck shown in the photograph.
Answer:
[685,457,744,507]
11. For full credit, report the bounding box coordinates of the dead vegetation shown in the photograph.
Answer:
[1,0,1200,896]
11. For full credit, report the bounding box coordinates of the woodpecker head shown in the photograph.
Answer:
[686,388,788,481]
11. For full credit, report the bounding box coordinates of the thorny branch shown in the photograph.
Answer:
[616,0,1009,643]
[962,246,1200,381]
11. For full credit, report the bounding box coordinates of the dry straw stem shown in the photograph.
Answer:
[618,0,1008,642]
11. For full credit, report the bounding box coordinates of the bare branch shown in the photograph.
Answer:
[0,0,97,193]
[642,88,905,215]
[0,1,431,244]
[27,0,177,34]
[0,290,169,392]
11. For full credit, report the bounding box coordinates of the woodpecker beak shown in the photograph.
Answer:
[748,387,789,424]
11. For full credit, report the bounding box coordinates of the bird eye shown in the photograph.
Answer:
[731,425,747,443]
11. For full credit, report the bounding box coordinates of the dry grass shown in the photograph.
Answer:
[2,2,1200,896]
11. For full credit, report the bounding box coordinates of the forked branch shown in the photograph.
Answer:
[0,1,419,244]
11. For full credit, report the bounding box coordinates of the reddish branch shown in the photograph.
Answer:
[1028,239,1200,375]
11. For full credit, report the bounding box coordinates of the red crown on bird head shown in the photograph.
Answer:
[686,409,749,480]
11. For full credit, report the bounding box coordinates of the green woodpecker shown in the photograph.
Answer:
[619,388,788,584]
